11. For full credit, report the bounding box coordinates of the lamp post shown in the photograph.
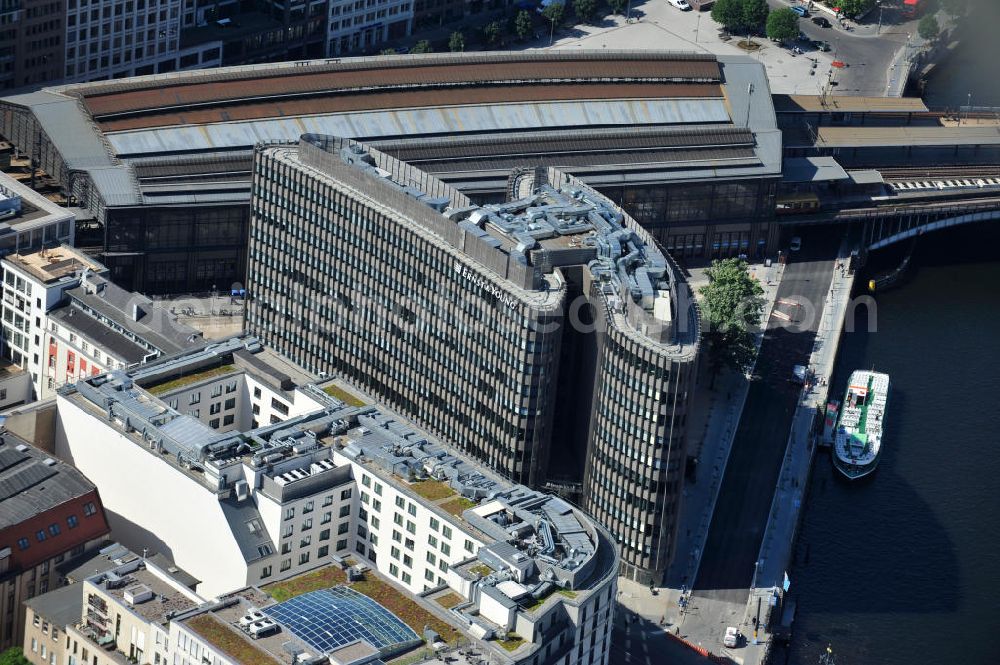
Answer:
[964,91,972,125]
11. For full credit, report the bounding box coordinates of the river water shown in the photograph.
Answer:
[921,0,1000,109]
[785,223,1000,665]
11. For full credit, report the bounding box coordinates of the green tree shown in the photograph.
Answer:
[699,258,765,386]
[573,0,598,22]
[918,13,940,41]
[0,648,30,665]
[448,30,466,52]
[515,10,534,40]
[741,0,770,31]
[711,0,744,32]
[542,2,565,44]
[835,0,874,18]
[609,0,627,15]
[379,48,397,55]
[411,39,433,53]
[483,20,503,45]
[766,7,799,41]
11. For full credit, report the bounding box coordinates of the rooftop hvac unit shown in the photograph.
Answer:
[248,619,280,639]
[15,444,27,452]
[235,480,250,502]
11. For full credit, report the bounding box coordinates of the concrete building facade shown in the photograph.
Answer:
[37,335,617,664]
[245,136,698,583]
[0,431,110,651]
[0,244,203,400]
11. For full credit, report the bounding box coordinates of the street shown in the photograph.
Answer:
[693,226,841,600]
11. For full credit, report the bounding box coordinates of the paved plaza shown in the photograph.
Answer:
[530,0,916,96]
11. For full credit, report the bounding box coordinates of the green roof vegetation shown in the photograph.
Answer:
[263,566,460,645]
[322,384,366,406]
[408,480,457,501]
[468,564,493,578]
[146,364,238,396]
[557,589,578,599]
[262,565,347,602]
[440,496,477,517]
[350,575,461,644]
[186,614,281,665]
[435,592,464,609]
[497,633,525,652]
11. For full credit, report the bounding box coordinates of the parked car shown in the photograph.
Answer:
[724,626,740,648]
[790,5,808,16]
[668,0,692,9]
[812,15,831,27]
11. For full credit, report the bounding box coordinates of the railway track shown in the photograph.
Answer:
[876,165,1000,181]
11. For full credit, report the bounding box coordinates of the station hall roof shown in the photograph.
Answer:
[0,51,781,211]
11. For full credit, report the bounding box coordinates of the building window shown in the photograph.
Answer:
[337,522,349,535]
[17,538,29,550]
[407,503,417,517]
[271,398,289,415]
[189,392,200,405]
[67,515,79,528]
[319,545,330,558]
[253,386,261,398]
[280,559,291,572]
[389,563,399,577]
[442,525,452,539]
[285,507,295,520]
[428,535,437,547]
[319,529,330,541]
[260,566,272,579]
[429,517,439,531]
[36,530,46,542]
[48,524,60,536]
[465,539,475,553]
[340,488,352,501]
[401,572,411,585]
[339,505,350,518]
[301,518,313,531]
[440,543,451,556]
[83,502,97,516]
[224,398,236,410]
[299,552,310,565]
[223,414,234,426]
[395,496,405,509]
[303,501,314,514]
[362,474,371,487]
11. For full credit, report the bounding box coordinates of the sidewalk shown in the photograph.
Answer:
[665,260,784,593]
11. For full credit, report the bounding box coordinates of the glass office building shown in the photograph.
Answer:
[246,136,700,583]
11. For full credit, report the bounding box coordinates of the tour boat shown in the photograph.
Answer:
[832,370,890,480]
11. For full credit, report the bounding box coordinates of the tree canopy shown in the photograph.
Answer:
[835,0,874,18]
[411,39,433,53]
[711,0,744,31]
[699,258,765,384]
[574,0,598,22]
[448,31,465,52]
[542,1,566,25]
[918,14,940,41]
[712,0,769,33]
[0,648,30,665]
[515,10,534,39]
[766,7,800,41]
[482,20,503,45]
[609,0,627,15]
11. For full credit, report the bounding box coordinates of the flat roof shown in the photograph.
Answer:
[782,156,849,183]
[815,125,1000,147]
[25,582,84,628]
[0,52,781,214]
[3,245,105,284]
[773,94,929,114]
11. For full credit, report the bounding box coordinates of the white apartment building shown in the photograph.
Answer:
[0,245,203,400]
[63,0,222,82]
[45,335,618,665]
[327,0,413,55]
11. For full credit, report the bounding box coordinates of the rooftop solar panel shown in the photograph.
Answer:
[263,587,418,654]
